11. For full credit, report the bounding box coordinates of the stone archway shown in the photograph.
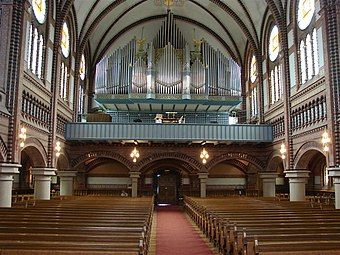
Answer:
[266,155,287,193]
[56,153,70,171]
[139,156,201,200]
[17,144,47,191]
[295,148,327,191]
[71,150,133,170]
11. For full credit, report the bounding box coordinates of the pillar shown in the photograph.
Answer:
[58,170,77,196]
[0,163,21,207]
[32,168,56,200]
[198,172,208,198]
[259,172,278,197]
[284,170,309,201]
[328,167,340,209]
[130,172,140,198]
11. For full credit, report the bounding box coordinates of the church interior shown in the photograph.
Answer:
[0,0,340,254]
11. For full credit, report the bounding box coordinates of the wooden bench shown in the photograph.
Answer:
[184,196,340,255]
[0,196,154,255]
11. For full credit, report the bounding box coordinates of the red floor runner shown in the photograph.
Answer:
[156,205,214,255]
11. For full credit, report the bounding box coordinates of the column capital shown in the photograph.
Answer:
[129,171,140,178]
[327,167,340,177]
[259,172,279,179]
[198,172,208,179]
[31,168,56,176]
[327,167,340,184]
[284,169,309,179]
[0,163,21,175]
[57,170,77,178]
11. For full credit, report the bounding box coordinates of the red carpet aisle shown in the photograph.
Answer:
[156,205,214,255]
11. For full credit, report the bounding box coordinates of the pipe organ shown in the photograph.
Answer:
[95,11,241,99]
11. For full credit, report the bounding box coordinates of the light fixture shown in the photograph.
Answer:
[321,130,331,152]
[55,141,61,157]
[279,142,287,160]
[200,148,209,164]
[19,126,27,148]
[130,147,140,163]
[154,0,186,8]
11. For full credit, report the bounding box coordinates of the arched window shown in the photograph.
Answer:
[297,0,315,30]
[269,25,279,62]
[250,55,257,83]
[25,0,47,80]
[78,54,86,116]
[79,54,86,81]
[297,0,319,86]
[268,24,282,105]
[249,54,258,118]
[59,22,71,102]
[251,87,258,117]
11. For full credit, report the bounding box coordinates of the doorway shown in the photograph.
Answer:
[154,169,181,204]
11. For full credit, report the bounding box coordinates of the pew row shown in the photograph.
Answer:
[0,196,154,255]
[184,196,340,255]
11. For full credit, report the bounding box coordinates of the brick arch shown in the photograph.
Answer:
[140,159,197,175]
[206,152,265,172]
[84,157,130,174]
[294,141,326,169]
[137,152,202,174]
[71,150,134,170]
[0,136,7,161]
[56,153,70,170]
[208,159,248,174]
[266,154,284,172]
[21,137,48,167]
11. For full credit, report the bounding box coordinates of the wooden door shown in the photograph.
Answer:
[157,171,178,204]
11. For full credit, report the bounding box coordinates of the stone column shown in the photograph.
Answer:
[58,170,77,196]
[0,163,21,207]
[198,173,208,198]
[284,170,309,201]
[259,172,278,197]
[32,168,56,200]
[130,172,140,198]
[328,167,340,209]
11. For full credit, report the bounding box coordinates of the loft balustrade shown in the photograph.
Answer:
[65,122,272,142]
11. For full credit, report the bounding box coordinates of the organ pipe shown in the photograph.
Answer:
[95,11,241,98]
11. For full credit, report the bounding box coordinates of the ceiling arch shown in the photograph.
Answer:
[69,0,282,67]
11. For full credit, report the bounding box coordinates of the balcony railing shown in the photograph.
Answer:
[65,123,272,142]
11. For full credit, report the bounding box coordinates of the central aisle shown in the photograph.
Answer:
[156,205,214,255]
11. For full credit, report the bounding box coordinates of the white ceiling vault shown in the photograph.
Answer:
[72,0,282,67]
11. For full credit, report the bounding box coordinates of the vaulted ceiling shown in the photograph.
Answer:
[72,0,282,67]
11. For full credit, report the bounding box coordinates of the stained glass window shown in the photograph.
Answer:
[269,25,279,61]
[297,0,315,30]
[251,87,258,117]
[250,55,257,83]
[61,22,70,58]
[32,0,47,24]
[80,54,86,80]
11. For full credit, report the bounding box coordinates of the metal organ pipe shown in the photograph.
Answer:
[94,12,241,98]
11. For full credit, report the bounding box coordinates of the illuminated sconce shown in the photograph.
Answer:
[200,148,209,164]
[130,147,140,163]
[19,126,27,148]
[321,130,331,152]
[280,143,286,160]
[55,141,61,157]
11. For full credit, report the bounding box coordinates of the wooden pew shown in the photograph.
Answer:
[0,196,154,255]
[184,196,340,255]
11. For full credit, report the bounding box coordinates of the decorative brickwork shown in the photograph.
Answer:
[321,0,340,165]
[206,152,266,171]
